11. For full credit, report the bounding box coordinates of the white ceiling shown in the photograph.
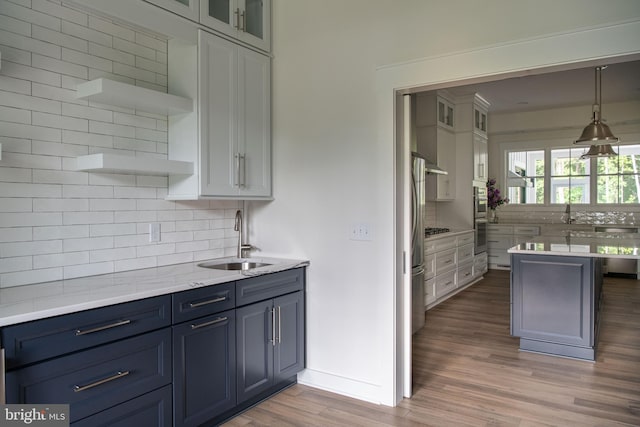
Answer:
[444,60,640,113]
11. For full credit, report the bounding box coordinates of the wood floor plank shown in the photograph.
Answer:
[223,270,640,426]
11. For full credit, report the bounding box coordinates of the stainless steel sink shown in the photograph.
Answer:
[197,261,272,271]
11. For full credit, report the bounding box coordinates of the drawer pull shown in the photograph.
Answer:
[75,320,131,336]
[189,296,226,308]
[444,281,453,286]
[445,260,453,264]
[73,370,130,392]
[191,316,228,330]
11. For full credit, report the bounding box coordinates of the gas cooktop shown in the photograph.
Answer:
[425,227,450,236]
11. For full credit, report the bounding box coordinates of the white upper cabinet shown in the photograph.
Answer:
[437,96,455,130]
[200,0,271,52]
[473,133,488,182]
[167,30,271,200]
[145,0,200,21]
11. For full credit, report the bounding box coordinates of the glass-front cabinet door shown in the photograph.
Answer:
[145,0,199,21]
[200,0,271,52]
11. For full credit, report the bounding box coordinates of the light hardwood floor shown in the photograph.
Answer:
[223,270,640,426]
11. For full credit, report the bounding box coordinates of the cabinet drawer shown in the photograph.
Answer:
[488,252,511,266]
[513,226,540,236]
[458,243,474,263]
[72,385,172,427]
[425,254,435,279]
[172,282,235,324]
[433,237,457,252]
[424,277,436,306]
[487,235,513,249]
[435,248,457,274]
[2,295,171,369]
[487,225,513,234]
[457,262,474,286]
[434,271,456,298]
[236,268,304,307]
[6,329,172,423]
[424,239,437,255]
[457,232,474,247]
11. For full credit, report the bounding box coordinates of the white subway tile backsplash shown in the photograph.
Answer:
[64,236,113,252]
[0,75,31,95]
[33,169,88,184]
[0,28,62,59]
[32,53,87,79]
[0,227,32,243]
[32,25,89,53]
[0,198,32,212]
[63,262,113,280]
[0,105,31,124]
[1,268,63,288]
[33,198,88,212]
[88,15,135,42]
[1,90,62,114]
[62,47,112,72]
[0,183,62,198]
[1,240,63,257]
[0,13,32,37]
[0,3,236,287]
[33,251,90,269]
[33,225,89,240]
[1,61,62,86]
[0,256,33,274]
[2,0,61,32]
[62,20,112,47]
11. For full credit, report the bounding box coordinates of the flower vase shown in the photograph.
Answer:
[488,209,498,223]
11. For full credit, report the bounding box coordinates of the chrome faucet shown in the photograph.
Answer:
[563,204,575,224]
[234,210,254,258]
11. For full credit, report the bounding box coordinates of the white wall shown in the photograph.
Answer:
[0,0,240,288]
[252,0,640,405]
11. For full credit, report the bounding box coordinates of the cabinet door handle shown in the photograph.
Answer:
[75,319,131,336]
[1,348,5,404]
[240,10,246,32]
[234,8,240,29]
[235,154,241,187]
[188,296,226,308]
[191,316,228,330]
[270,308,276,346]
[239,154,246,187]
[73,370,130,392]
[277,306,282,344]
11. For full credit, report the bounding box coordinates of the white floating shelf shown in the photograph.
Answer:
[74,153,193,176]
[76,78,193,115]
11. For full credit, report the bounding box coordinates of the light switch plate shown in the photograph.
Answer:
[149,223,161,242]
[350,222,373,241]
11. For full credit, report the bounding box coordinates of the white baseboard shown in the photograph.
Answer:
[296,368,383,405]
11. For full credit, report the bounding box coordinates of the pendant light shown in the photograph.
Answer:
[575,66,619,159]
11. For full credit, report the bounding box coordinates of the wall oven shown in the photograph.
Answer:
[473,186,488,254]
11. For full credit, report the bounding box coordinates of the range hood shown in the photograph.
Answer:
[424,157,448,175]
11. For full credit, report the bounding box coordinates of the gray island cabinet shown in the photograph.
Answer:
[510,254,602,361]
[1,266,306,427]
[508,232,640,361]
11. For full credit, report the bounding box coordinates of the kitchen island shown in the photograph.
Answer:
[507,232,640,361]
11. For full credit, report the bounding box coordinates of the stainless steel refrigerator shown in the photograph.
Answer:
[411,153,426,334]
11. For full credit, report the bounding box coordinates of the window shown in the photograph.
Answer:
[506,150,544,204]
[550,148,590,204]
[597,144,640,203]
[504,144,640,205]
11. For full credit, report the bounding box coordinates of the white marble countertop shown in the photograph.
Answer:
[507,232,640,259]
[0,257,309,327]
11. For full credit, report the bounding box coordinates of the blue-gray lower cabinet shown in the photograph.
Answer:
[511,254,601,360]
[172,309,236,427]
[6,329,172,423]
[71,385,172,427]
[236,290,304,404]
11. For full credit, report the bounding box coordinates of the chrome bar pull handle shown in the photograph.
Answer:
[240,10,246,32]
[1,348,5,404]
[270,308,276,346]
[234,153,241,187]
[234,8,240,29]
[189,296,226,308]
[75,319,131,336]
[240,154,246,187]
[277,306,282,344]
[73,370,130,392]
[191,316,228,330]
